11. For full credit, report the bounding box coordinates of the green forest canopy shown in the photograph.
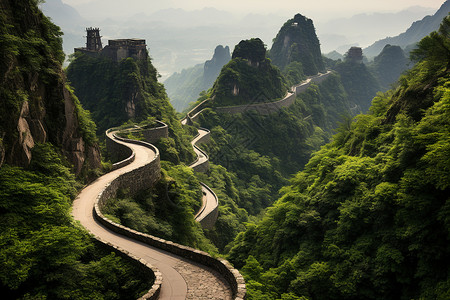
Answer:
[227,17,450,300]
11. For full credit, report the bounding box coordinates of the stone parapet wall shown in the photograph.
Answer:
[111,121,169,144]
[215,92,296,115]
[196,183,219,229]
[101,130,245,299]
[215,71,333,115]
[106,129,133,166]
[96,237,162,300]
[140,121,169,143]
[94,206,245,299]
[185,99,210,125]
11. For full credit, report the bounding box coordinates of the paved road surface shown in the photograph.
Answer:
[72,132,232,299]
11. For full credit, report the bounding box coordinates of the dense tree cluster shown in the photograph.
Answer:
[227,20,450,299]
[210,39,287,107]
[66,52,195,164]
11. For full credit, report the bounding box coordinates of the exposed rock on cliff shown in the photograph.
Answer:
[204,45,231,82]
[0,0,100,174]
[210,38,287,107]
[270,14,325,75]
[66,39,195,164]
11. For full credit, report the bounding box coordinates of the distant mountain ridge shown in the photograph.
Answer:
[164,45,231,112]
[364,0,450,57]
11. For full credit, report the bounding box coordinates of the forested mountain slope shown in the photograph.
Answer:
[364,0,450,57]
[227,18,450,300]
[66,49,195,164]
[334,55,381,113]
[371,44,409,91]
[210,38,287,107]
[270,14,325,76]
[164,45,231,112]
[0,0,151,298]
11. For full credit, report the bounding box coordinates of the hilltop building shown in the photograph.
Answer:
[75,28,147,62]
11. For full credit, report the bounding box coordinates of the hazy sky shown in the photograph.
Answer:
[62,0,445,19]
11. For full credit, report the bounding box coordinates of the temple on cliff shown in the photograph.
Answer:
[75,27,147,62]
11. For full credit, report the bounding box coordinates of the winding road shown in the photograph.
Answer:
[72,130,233,299]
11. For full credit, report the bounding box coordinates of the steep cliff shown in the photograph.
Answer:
[164,45,231,112]
[0,1,152,298]
[210,38,287,107]
[0,0,100,175]
[66,47,195,163]
[269,14,325,75]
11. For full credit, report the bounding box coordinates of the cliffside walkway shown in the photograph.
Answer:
[183,71,332,125]
[72,130,237,299]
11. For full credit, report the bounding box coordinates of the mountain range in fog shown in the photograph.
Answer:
[42,0,443,79]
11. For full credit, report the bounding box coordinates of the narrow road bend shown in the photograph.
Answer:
[72,131,232,299]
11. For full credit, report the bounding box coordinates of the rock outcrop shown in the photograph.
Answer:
[0,0,101,174]
[269,13,325,75]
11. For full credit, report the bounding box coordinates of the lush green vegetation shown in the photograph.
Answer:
[66,53,195,164]
[186,73,352,251]
[0,0,63,161]
[164,45,231,112]
[0,144,152,299]
[334,58,381,113]
[0,1,157,298]
[227,21,450,299]
[269,14,325,76]
[102,161,217,252]
[282,61,306,88]
[371,44,409,91]
[210,38,287,107]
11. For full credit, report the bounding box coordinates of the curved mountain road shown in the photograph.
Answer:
[72,131,232,299]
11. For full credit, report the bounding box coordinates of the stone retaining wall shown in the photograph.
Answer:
[196,183,219,229]
[101,130,163,299]
[101,130,245,299]
[134,121,169,143]
[105,132,161,195]
[215,92,296,115]
[215,71,333,115]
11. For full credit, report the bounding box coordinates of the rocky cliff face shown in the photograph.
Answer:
[0,0,100,174]
[164,45,231,112]
[210,38,287,107]
[270,14,325,75]
[204,45,231,83]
